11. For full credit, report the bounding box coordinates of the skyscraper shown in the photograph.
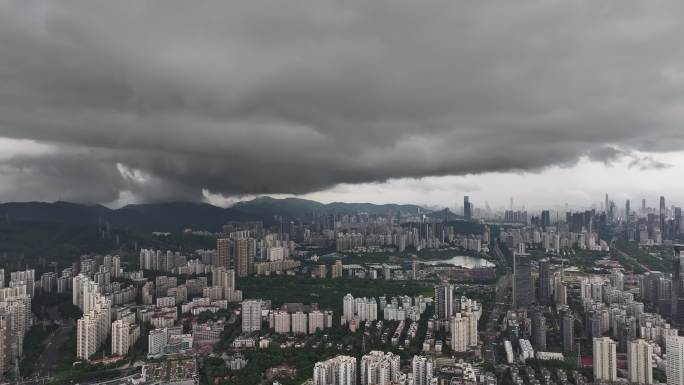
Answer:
[538,259,552,304]
[561,313,575,353]
[667,335,684,385]
[540,210,551,231]
[0,313,10,375]
[593,337,617,382]
[411,355,434,385]
[216,237,256,277]
[450,313,468,352]
[343,293,355,322]
[672,245,684,328]
[241,300,262,333]
[234,237,256,277]
[513,253,533,308]
[111,319,130,356]
[627,339,653,385]
[216,238,231,268]
[463,196,472,220]
[360,351,400,385]
[661,196,667,236]
[433,284,453,320]
[74,275,111,360]
[531,311,547,352]
[626,199,631,221]
[313,356,356,385]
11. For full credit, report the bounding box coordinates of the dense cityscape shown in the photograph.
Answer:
[0,194,681,385]
[3,1,684,385]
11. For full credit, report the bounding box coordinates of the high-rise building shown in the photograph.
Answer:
[411,355,434,385]
[660,196,667,234]
[593,337,617,382]
[464,311,478,347]
[538,259,552,304]
[10,269,35,297]
[667,335,684,385]
[141,282,154,305]
[241,300,262,333]
[234,238,256,277]
[463,196,472,220]
[540,210,551,231]
[313,355,357,385]
[532,311,547,351]
[513,253,533,308]
[331,260,344,279]
[273,311,290,334]
[561,313,575,353]
[434,284,454,320]
[216,238,231,268]
[360,351,400,385]
[111,319,130,356]
[672,246,684,328]
[212,267,242,301]
[627,339,653,385]
[0,284,31,369]
[75,275,111,360]
[0,313,11,375]
[308,310,325,334]
[291,311,307,334]
[343,294,355,322]
[450,313,468,352]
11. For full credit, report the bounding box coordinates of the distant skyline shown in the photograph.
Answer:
[1,2,684,208]
[208,150,684,211]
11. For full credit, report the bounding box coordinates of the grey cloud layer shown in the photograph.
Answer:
[1,1,683,203]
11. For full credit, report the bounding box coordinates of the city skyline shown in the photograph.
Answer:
[4,1,684,384]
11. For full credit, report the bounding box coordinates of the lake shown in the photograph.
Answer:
[420,255,495,269]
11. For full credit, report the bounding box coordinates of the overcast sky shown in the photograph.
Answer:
[1,1,683,209]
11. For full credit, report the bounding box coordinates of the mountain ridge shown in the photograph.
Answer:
[0,197,430,232]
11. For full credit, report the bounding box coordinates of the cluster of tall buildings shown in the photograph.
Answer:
[0,269,33,375]
[512,252,567,312]
[591,336,654,384]
[313,355,357,385]
[624,196,684,244]
[74,274,112,360]
[216,235,257,278]
[313,353,435,385]
[269,307,334,335]
[341,293,429,333]
[432,285,481,352]
[111,318,140,356]
[342,294,379,326]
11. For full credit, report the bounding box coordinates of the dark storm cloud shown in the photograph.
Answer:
[1,1,684,202]
[628,156,672,171]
